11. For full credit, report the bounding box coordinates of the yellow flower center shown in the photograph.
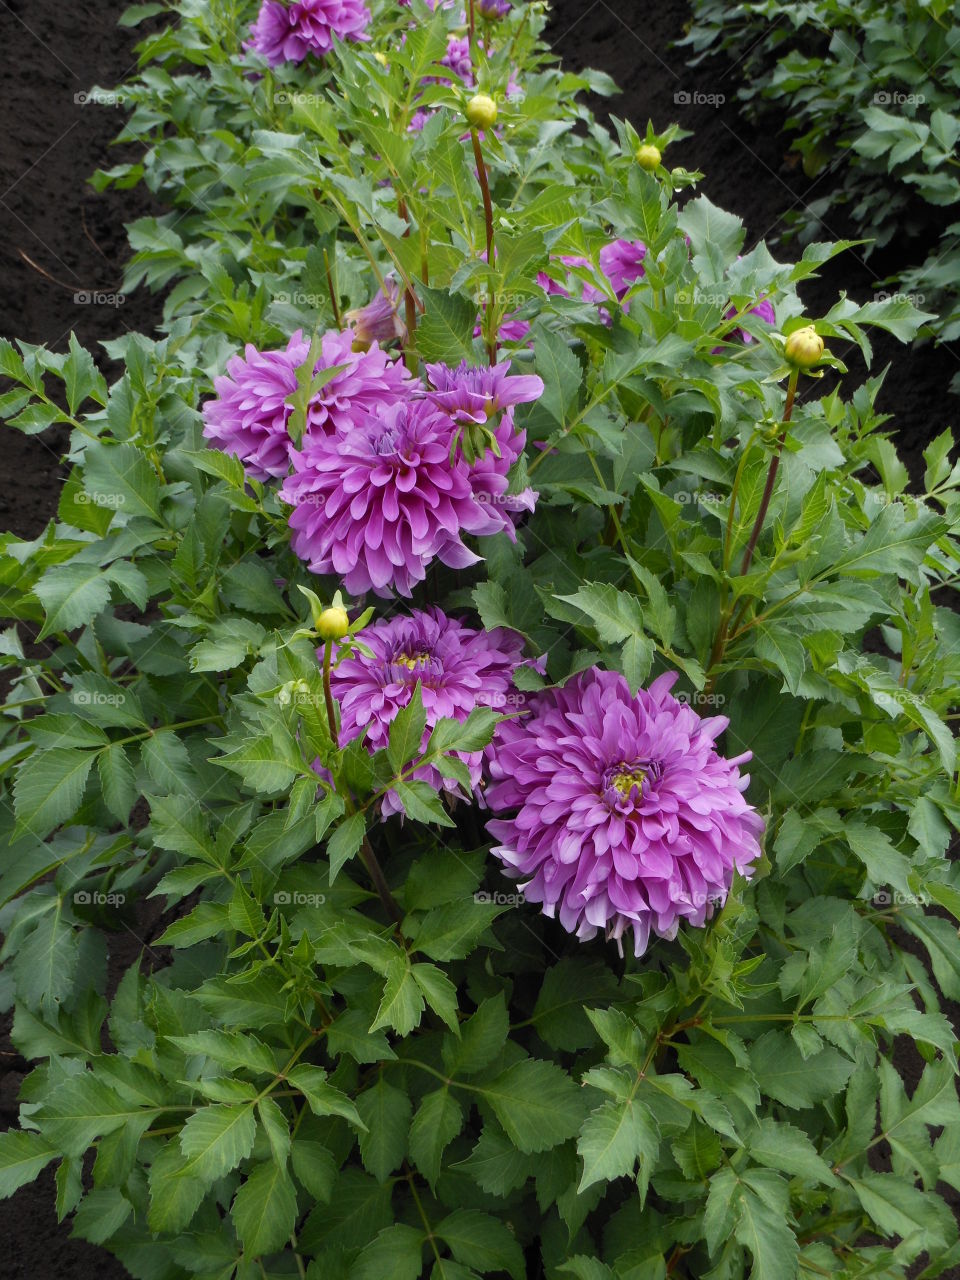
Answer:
[396,651,428,670]
[611,764,646,798]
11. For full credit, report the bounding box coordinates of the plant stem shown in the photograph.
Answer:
[323,248,342,330]
[706,367,800,687]
[738,366,799,578]
[397,195,419,374]
[359,837,403,924]
[322,640,338,742]
[471,128,498,365]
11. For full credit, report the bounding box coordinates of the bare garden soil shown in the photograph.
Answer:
[0,1,956,1275]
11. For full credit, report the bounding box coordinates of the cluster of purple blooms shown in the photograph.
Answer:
[330,610,763,955]
[246,0,370,65]
[202,311,543,597]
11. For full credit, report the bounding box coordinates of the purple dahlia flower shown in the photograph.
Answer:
[599,238,647,300]
[423,358,544,426]
[280,399,512,597]
[478,0,511,15]
[729,296,776,343]
[202,329,412,481]
[486,668,764,956]
[246,0,370,65]
[331,607,528,817]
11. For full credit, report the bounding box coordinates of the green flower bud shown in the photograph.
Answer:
[635,143,661,171]
[466,93,498,131]
[317,606,350,641]
[784,325,824,369]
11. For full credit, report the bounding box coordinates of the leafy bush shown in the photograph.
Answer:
[681,0,960,361]
[1,2,960,1278]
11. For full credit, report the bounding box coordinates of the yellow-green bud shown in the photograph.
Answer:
[784,325,824,369]
[466,93,498,131]
[635,143,661,171]
[317,606,350,641]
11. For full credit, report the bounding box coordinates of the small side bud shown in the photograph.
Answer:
[635,143,661,171]
[466,93,498,131]
[784,325,824,369]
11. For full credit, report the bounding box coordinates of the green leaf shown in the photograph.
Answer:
[409,1089,463,1188]
[356,1079,411,1183]
[749,1033,854,1110]
[371,957,425,1037]
[98,742,137,823]
[35,563,113,639]
[178,1104,257,1184]
[412,963,460,1032]
[34,1075,151,1157]
[353,1225,425,1280]
[148,1142,206,1234]
[83,441,162,523]
[232,1159,298,1256]
[481,1059,585,1154]
[849,1173,950,1250]
[0,1130,57,1199]
[578,1095,660,1191]
[747,1118,838,1186]
[63,333,107,415]
[393,779,456,827]
[436,1209,525,1280]
[286,1065,363,1128]
[734,1184,799,1280]
[327,813,367,883]
[291,1139,337,1201]
[14,748,95,840]
[417,287,479,365]
[387,685,428,773]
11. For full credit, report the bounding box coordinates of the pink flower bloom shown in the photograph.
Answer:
[599,238,647,300]
[331,607,528,817]
[486,668,764,956]
[279,399,512,597]
[345,279,407,349]
[728,297,776,344]
[423,359,544,426]
[247,0,370,65]
[202,329,413,481]
[477,0,511,16]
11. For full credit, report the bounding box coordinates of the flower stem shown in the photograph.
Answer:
[323,248,342,331]
[738,366,799,578]
[471,128,498,365]
[359,836,403,924]
[322,640,338,743]
[397,195,419,374]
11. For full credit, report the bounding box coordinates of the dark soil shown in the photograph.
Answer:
[0,2,957,1277]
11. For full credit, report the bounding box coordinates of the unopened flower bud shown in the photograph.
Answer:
[317,606,350,641]
[635,143,661,171]
[784,325,824,369]
[466,93,498,131]
[373,51,388,67]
